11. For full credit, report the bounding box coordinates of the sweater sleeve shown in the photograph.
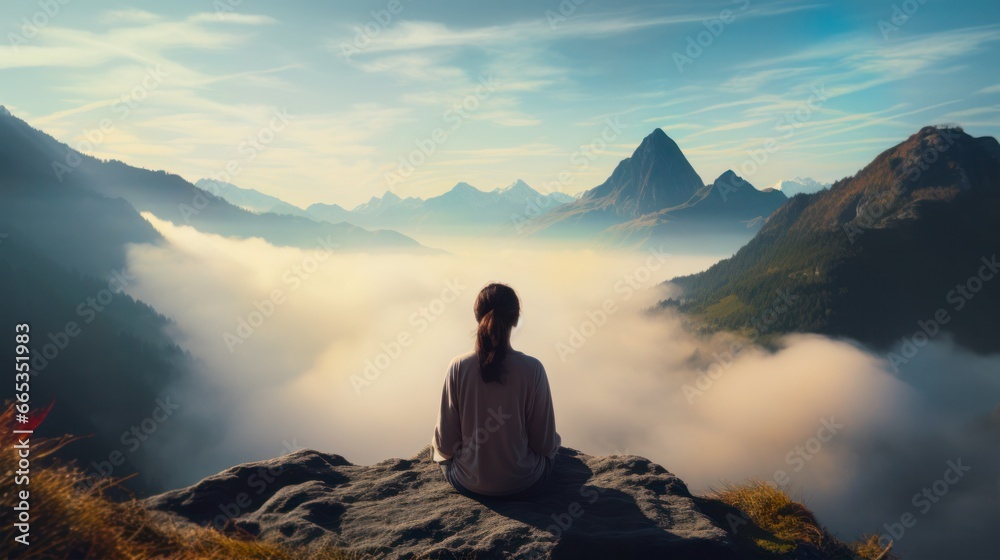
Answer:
[526,362,561,460]
[431,360,461,463]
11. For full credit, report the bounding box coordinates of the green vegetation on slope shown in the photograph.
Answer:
[665,127,1000,352]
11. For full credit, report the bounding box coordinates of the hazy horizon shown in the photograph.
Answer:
[3,1,1000,208]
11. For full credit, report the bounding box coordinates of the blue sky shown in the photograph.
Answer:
[2,0,999,207]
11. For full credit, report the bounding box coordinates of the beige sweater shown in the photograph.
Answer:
[432,349,561,496]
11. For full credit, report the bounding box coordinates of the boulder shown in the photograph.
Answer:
[146,446,741,559]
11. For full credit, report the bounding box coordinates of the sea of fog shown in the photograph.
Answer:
[123,214,999,560]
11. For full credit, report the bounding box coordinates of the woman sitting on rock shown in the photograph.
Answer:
[432,282,561,499]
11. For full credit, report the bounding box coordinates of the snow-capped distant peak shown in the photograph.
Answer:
[769,177,830,197]
[496,179,536,195]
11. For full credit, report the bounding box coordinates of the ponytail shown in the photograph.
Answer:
[473,284,520,384]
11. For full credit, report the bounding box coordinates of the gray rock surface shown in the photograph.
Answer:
[146,447,741,559]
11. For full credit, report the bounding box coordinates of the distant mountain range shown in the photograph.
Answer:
[666,126,1000,353]
[0,107,425,262]
[195,129,791,247]
[768,177,830,197]
[197,178,576,236]
[315,179,575,235]
[522,129,789,248]
[194,179,315,220]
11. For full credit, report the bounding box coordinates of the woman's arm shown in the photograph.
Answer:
[432,361,462,462]
[526,363,561,460]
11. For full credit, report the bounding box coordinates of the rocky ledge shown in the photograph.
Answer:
[145,447,752,559]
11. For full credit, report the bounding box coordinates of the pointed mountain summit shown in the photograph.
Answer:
[446,181,483,197]
[582,128,704,217]
[353,191,403,214]
[524,129,787,246]
[524,129,707,236]
[668,126,1000,353]
[496,178,534,195]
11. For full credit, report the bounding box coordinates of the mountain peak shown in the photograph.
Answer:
[0,105,10,117]
[710,170,762,195]
[914,124,962,140]
[449,182,478,194]
[646,127,669,140]
[577,127,704,218]
[669,126,1000,353]
[635,127,673,153]
[716,169,741,183]
[382,191,401,203]
[496,179,537,196]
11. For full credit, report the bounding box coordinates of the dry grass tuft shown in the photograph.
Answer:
[1,404,353,560]
[851,534,900,560]
[709,478,898,559]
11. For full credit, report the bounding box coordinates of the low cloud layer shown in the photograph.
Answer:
[125,214,998,559]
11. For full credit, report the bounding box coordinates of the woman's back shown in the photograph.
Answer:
[433,349,560,496]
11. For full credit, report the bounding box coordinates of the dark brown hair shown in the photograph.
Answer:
[474,283,520,384]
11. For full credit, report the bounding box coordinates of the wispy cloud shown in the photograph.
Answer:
[743,25,1000,89]
[100,9,163,25]
[331,2,822,55]
[3,1,997,208]
[187,12,278,25]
